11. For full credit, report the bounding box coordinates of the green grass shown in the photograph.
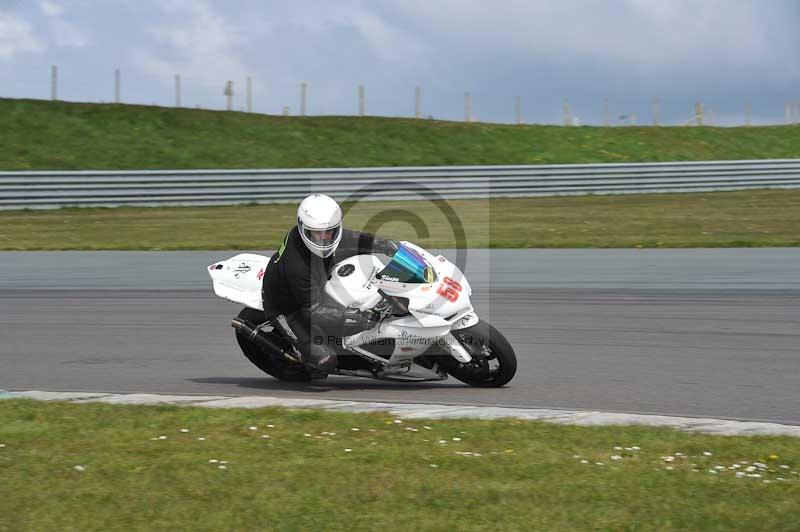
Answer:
[0,400,798,531]
[2,98,797,250]
[0,190,798,250]
[1,98,799,171]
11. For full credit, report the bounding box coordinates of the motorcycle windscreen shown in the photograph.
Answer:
[376,244,437,284]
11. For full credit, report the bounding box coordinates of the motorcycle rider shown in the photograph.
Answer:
[261,194,399,373]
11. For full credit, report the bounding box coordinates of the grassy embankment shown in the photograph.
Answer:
[1,98,798,250]
[2,98,800,170]
[1,399,798,531]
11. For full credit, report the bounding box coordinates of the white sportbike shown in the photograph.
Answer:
[208,242,517,387]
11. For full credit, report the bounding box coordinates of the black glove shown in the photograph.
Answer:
[342,307,380,334]
[377,239,400,257]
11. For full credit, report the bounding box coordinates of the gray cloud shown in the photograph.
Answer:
[0,10,44,58]
[1,0,798,125]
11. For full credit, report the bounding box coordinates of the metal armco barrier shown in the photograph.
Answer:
[1,159,799,209]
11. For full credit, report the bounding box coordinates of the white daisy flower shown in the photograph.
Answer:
[344,448,352,452]
[73,465,86,472]
[180,429,190,433]
[702,452,713,456]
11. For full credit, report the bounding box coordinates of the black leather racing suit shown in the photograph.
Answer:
[261,225,396,372]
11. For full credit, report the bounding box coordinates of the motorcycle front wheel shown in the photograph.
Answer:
[437,320,517,387]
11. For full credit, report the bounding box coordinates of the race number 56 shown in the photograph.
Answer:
[437,276,462,302]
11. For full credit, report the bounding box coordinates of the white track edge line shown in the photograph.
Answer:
[1,390,798,437]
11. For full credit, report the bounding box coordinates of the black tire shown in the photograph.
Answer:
[234,307,312,382]
[438,320,517,387]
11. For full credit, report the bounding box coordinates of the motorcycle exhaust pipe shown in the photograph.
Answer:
[231,318,300,363]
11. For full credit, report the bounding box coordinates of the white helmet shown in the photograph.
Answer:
[297,194,343,258]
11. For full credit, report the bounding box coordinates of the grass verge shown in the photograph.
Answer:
[0,400,799,531]
[1,98,799,171]
[0,190,798,250]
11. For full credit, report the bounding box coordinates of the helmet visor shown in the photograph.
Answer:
[303,225,341,248]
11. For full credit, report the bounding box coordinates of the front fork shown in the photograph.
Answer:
[442,333,472,363]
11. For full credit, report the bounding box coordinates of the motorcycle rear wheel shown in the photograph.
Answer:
[438,320,517,387]
[234,307,312,382]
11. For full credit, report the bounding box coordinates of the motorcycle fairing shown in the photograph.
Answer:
[208,242,479,367]
[208,253,271,311]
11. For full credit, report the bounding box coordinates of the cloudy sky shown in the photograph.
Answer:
[1,0,798,125]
